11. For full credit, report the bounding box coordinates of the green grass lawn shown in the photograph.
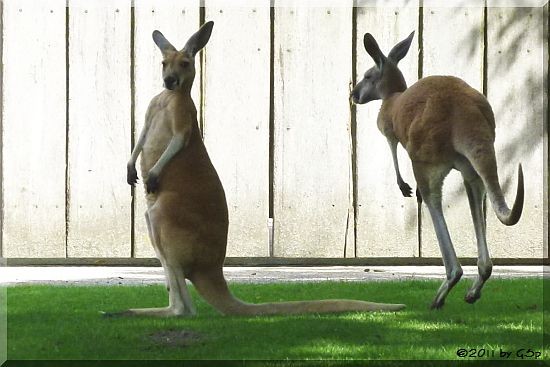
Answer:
[5,279,548,361]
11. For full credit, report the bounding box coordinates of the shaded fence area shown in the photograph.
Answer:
[0,0,547,262]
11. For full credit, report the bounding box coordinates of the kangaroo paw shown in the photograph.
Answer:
[399,182,413,197]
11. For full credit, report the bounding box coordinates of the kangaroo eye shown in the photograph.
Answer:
[181,61,190,68]
[161,61,167,67]
[365,75,371,80]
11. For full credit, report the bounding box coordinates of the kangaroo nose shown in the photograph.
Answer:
[164,76,177,90]
[350,89,359,103]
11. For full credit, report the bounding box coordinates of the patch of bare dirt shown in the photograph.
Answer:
[148,329,203,348]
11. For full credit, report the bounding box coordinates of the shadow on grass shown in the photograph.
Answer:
[7,279,545,361]
[226,281,543,360]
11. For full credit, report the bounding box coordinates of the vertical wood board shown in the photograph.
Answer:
[133,0,200,258]
[355,3,420,257]
[0,0,3,258]
[273,3,353,257]
[0,2,546,261]
[421,6,485,258]
[2,0,66,257]
[67,0,131,257]
[485,6,545,258]
[545,2,549,260]
[204,4,270,257]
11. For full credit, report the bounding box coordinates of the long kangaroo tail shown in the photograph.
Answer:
[466,147,524,226]
[189,269,405,316]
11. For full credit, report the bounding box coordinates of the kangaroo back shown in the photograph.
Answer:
[392,76,524,226]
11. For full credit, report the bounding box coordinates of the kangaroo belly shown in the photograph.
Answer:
[153,156,229,272]
[143,126,229,265]
[140,91,229,269]
[144,128,228,221]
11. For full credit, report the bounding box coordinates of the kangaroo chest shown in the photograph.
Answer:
[140,92,196,178]
[141,107,173,178]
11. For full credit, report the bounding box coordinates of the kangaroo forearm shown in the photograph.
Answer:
[387,137,403,182]
[150,134,187,176]
[128,125,150,166]
[387,136,413,197]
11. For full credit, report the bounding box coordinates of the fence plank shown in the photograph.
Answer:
[355,3,419,258]
[0,0,2,258]
[133,1,200,258]
[1,3,546,261]
[204,5,270,257]
[273,3,353,257]
[2,0,66,257]
[67,0,131,257]
[485,6,545,258]
[420,5,484,258]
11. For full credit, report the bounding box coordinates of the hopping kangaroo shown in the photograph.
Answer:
[351,32,524,309]
[121,22,405,317]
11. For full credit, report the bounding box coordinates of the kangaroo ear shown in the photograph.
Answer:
[363,33,387,71]
[183,21,214,57]
[152,30,176,53]
[388,31,415,64]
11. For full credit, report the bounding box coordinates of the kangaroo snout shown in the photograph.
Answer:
[350,88,360,104]
[164,75,179,90]
[350,78,377,105]
[350,85,365,104]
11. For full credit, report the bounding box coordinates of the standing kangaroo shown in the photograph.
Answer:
[120,22,405,317]
[351,32,524,309]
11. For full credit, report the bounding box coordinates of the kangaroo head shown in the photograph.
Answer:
[152,21,214,91]
[351,31,415,104]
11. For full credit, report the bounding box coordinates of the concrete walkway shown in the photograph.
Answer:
[0,265,547,286]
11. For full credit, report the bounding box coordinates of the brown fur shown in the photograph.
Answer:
[351,32,523,308]
[116,23,405,318]
[381,76,496,164]
[142,88,228,276]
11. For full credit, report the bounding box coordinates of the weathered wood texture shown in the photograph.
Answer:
[545,2,549,260]
[66,0,131,257]
[2,0,67,257]
[0,0,3,259]
[0,2,546,261]
[355,3,420,258]
[485,6,545,258]
[203,5,270,257]
[133,0,200,258]
[272,4,354,257]
[421,5,485,258]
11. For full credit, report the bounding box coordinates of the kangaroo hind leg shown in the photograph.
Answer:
[132,208,195,317]
[413,161,462,309]
[145,210,169,292]
[456,157,492,304]
[104,209,195,318]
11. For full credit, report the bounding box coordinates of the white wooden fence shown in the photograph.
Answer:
[0,0,547,261]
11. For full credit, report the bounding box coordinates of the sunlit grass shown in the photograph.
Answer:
[6,278,547,361]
